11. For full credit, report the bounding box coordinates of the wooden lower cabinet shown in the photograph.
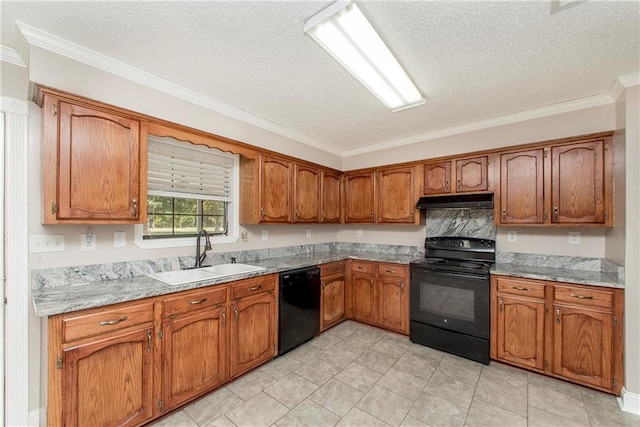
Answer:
[229,290,277,378]
[491,275,623,395]
[320,261,346,331]
[346,261,409,335]
[161,286,229,411]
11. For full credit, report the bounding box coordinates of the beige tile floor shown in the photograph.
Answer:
[151,320,640,427]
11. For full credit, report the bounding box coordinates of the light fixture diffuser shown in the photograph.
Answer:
[304,0,425,112]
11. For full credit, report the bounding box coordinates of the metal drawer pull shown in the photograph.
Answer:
[249,285,263,291]
[511,286,530,291]
[99,316,128,326]
[222,309,226,327]
[386,270,397,274]
[189,298,207,305]
[570,293,594,300]
[358,266,368,270]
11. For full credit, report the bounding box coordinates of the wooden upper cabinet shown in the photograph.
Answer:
[321,171,342,223]
[457,156,489,192]
[552,140,606,224]
[498,149,545,224]
[42,95,143,223]
[294,164,321,223]
[259,155,293,223]
[424,161,452,194]
[423,155,489,195]
[377,166,418,224]
[344,171,375,223]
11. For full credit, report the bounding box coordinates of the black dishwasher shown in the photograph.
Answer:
[278,266,321,355]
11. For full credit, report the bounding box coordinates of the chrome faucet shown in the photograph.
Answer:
[195,229,212,268]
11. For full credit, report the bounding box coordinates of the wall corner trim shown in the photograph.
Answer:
[618,388,640,415]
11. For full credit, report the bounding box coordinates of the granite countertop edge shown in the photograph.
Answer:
[32,250,421,317]
[491,263,624,289]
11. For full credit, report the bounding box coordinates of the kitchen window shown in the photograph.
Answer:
[134,135,240,248]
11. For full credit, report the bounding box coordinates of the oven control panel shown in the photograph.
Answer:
[425,237,495,251]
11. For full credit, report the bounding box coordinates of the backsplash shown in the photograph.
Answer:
[425,208,496,240]
[31,242,423,289]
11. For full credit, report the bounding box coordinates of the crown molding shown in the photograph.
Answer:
[0,45,26,67]
[15,22,343,157]
[343,93,614,157]
[609,72,640,101]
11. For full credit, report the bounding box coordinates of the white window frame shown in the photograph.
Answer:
[134,136,240,249]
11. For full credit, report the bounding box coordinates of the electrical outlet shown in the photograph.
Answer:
[114,231,126,247]
[356,229,363,237]
[507,231,517,242]
[29,235,66,253]
[241,230,248,241]
[261,230,268,241]
[568,232,581,245]
[306,229,312,238]
[81,233,97,251]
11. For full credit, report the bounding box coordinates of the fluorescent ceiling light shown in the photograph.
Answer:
[304,1,425,112]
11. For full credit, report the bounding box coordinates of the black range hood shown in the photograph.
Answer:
[416,193,494,210]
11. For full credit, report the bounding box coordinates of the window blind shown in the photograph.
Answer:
[148,136,235,202]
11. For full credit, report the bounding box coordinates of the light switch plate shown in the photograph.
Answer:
[356,229,363,237]
[261,230,268,241]
[507,231,517,242]
[568,232,581,245]
[30,235,65,253]
[306,229,312,238]
[114,231,126,247]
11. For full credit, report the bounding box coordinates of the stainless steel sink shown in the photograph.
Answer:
[147,263,265,286]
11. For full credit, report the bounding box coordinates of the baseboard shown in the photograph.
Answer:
[28,407,45,426]
[618,388,640,415]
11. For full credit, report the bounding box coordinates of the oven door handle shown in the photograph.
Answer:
[423,270,490,281]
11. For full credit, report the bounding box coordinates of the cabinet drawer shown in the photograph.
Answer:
[495,277,545,299]
[163,286,227,319]
[62,301,154,343]
[321,261,346,277]
[351,260,375,274]
[377,263,408,278]
[231,275,275,300]
[554,285,613,310]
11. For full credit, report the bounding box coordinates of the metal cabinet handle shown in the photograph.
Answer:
[570,293,594,300]
[445,179,450,191]
[386,269,397,274]
[556,308,561,324]
[401,282,405,290]
[553,206,559,222]
[499,298,503,313]
[260,208,265,221]
[370,210,374,220]
[502,209,506,222]
[369,278,374,285]
[358,266,368,271]
[234,306,239,322]
[321,281,326,289]
[249,285,263,291]
[132,198,138,218]
[147,330,152,352]
[189,298,207,305]
[222,309,226,327]
[511,286,530,291]
[99,316,128,326]
[457,179,461,189]
[410,211,414,221]
[295,210,299,221]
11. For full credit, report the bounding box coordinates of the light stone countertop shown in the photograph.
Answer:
[491,263,624,289]
[32,250,421,317]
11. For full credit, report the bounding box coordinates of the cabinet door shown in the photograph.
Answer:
[294,164,321,223]
[456,156,488,193]
[496,295,545,370]
[424,161,451,195]
[162,307,228,410]
[551,140,605,224]
[321,171,342,223]
[321,273,345,331]
[350,272,376,324]
[499,149,544,224]
[344,171,375,223]
[62,326,154,427]
[57,101,141,222]
[553,304,613,390]
[230,292,276,378]
[378,275,408,334]
[377,166,417,224]
[259,155,293,223]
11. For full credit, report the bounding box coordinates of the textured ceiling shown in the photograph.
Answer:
[1,1,639,154]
